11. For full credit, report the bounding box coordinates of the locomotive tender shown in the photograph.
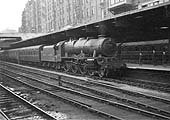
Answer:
[0,36,126,77]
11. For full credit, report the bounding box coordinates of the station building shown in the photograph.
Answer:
[19,0,169,33]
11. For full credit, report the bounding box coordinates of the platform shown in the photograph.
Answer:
[127,63,170,71]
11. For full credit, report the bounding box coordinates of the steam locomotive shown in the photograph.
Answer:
[0,36,126,77]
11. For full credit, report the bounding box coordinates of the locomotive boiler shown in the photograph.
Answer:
[64,36,116,57]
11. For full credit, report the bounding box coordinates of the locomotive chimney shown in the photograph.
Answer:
[98,22,108,36]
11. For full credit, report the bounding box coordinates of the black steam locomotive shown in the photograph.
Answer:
[0,36,126,77]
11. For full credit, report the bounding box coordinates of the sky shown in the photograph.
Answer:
[0,0,28,32]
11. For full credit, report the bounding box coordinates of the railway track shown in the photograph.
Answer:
[120,77,170,93]
[0,62,170,120]
[0,70,122,120]
[45,63,170,93]
[67,66,170,93]
[89,73,170,93]
[0,72,109,120]
[1,61,170,93]
[0,82,58,120]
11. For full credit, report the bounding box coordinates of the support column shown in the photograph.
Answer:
[168,34,170,65]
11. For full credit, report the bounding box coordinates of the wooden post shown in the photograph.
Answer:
[168,37,170,65]
[139,52,142,65]
[58,76,62,86]
[162,51,166,66]
[152,50,156,66]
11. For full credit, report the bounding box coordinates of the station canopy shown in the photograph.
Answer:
[0,33,45,49]
[10,2,170,49]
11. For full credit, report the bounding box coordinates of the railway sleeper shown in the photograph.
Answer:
[0,96,11,99]
[3,108,20,114]
[0,104,21,110]
[12,110,34,117]
[10,114,36,120]
[0,100,15,104]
